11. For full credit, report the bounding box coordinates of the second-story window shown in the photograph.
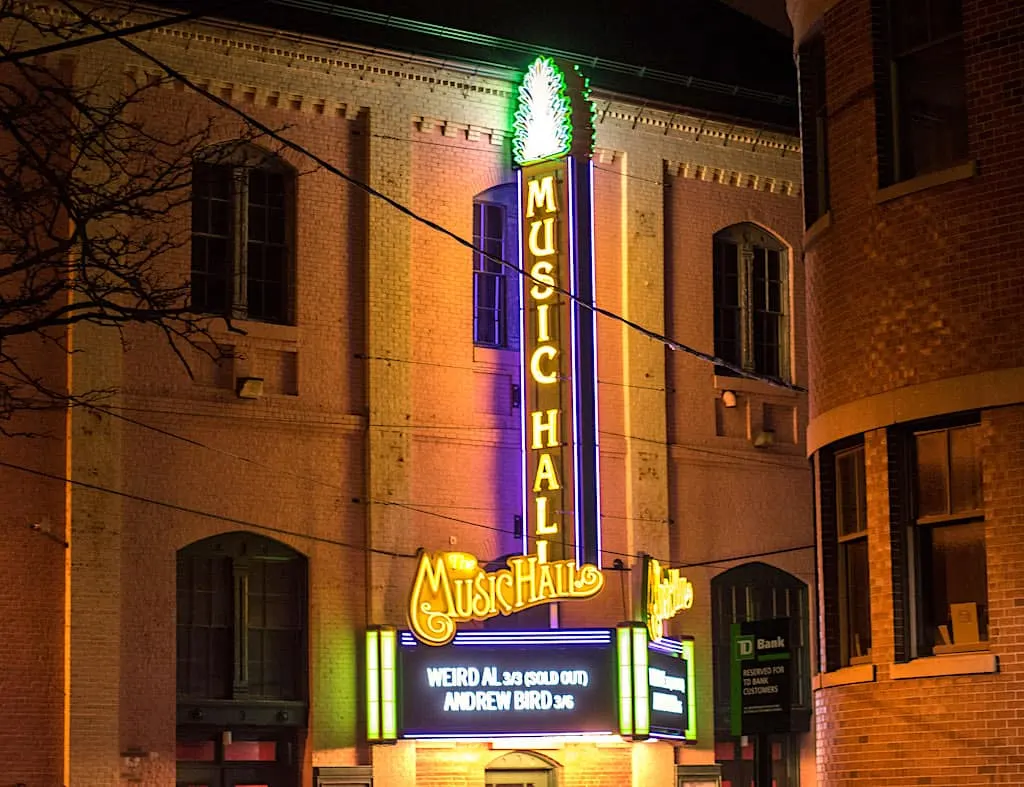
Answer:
[472,183,519,349]
[877,0,968,184]
[473,201,507,347]
[191,147,294,325]
[713,223,789,380]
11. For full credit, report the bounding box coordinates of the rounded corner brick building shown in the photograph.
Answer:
[787,0,1024,782]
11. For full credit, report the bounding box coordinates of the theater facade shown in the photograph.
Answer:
[0,5,813,787]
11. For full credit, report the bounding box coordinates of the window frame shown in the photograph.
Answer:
[798,33,830,227]
[712,224,790,381]
[191,147,296,325]
[835,444,871,666]
[875,0,969,185]
[472,183,519,350]
[906,421,987,657]
[177,532,308,704]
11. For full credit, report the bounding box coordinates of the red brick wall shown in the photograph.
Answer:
[793,0,1024,782]
[804,0,1024,420]
[815,406,1024,785]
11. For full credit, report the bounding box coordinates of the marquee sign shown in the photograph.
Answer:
[405,56,602,648]
[366,627,699,743]
[517,56,601,567]
[398,629,617,737]
[648,637,697,741]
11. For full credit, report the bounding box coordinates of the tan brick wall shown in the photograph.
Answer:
[0,7,811,785]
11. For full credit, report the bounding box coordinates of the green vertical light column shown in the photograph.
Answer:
[365,627,397,742]
[681,639,697,742]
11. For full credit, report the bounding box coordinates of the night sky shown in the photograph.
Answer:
[158,0,798,126]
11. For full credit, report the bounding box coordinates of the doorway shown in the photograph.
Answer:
[485,751,556,787]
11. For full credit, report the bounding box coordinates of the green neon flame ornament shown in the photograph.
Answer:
[513,56,573,166]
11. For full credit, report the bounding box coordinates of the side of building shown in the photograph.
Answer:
[0,5,812,786]
[788,0,1024,783]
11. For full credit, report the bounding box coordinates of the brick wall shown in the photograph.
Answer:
[796,0,1024,420]
[0,7,811,785]
[790,0,1024,781]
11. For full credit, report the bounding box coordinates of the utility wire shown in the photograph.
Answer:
[2,455,813,572]
[0,457,416,558]
[0,1,255,64]
[56,0,804,393]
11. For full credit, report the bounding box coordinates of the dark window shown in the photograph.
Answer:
[836,445,871,664]
[191,150,294,324]
[177,533,307,701]
[711,563,812,736]
[713,224,789,380]
[876,0,968,184]
[472,184,519,349]
[910,423,987,654]
[473,201,507,347]
[798,34,830,225]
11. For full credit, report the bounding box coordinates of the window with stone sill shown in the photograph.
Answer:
[910,422,988,656]
[473,183,519,350]
[874,0,969,186]
[191,146,295,325]
[819,439,871,671]
[713,224,790,381]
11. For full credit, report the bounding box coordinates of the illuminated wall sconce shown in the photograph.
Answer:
[721,390,738,408]
[616,622,650,741]
[752,430,775,448]
[365,626,398,743]
[236,376,264,399]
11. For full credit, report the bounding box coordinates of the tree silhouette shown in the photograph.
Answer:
[0,3,265,433]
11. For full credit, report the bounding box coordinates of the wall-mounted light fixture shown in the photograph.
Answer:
[236,376,264,399]
[721,390,737,408]
[753,430,775,448]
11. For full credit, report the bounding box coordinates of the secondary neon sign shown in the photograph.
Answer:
[643,556,695,642]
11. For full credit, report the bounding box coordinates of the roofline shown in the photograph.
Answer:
[266,0,797,110]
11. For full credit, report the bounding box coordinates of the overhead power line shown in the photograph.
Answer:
[0,0,255,64]
[0,456,814,572]
[55,0,804,393]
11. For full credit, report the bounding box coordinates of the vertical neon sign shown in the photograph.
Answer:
[514,57,601,567]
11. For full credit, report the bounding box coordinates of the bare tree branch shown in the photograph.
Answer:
[0,2,279,423]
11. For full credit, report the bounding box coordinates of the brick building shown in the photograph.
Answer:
[0,3,814,786]
[787,0,1024,783]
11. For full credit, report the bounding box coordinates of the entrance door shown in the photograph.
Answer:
[176,732,297,787]
[485,770,551,787]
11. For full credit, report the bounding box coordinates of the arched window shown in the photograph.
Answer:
[177,532,307,787]
[711,562,810,787]
[191,145,295,324]
[473,183,519,349]
[177,531,307,702]
[713,224,789,379]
